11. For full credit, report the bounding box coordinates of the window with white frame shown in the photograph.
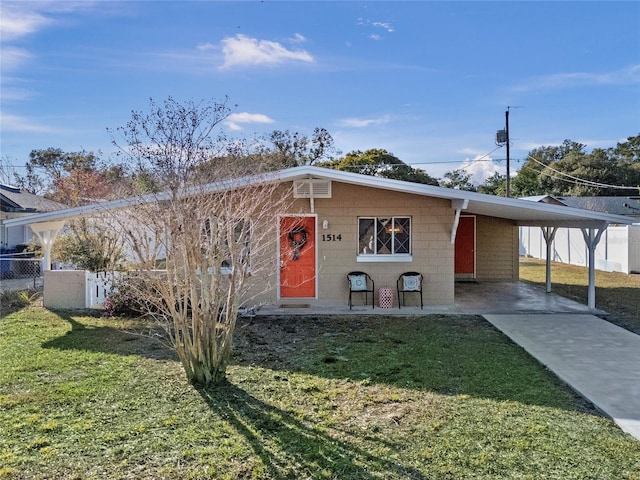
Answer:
[358,217,411,257]
[201,218,251,274]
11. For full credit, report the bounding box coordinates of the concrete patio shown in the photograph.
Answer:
[253,281,600,316]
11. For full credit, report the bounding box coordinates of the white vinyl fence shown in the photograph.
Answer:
[519,224,640,274]
[85,271,119,308]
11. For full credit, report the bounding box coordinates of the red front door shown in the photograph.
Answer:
[279,216,316,298]
[455,215,475,277]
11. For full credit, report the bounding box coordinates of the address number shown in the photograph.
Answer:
[322,234,342,242]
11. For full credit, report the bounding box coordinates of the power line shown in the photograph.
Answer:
[410,145,505,168]
[525,155,639,191]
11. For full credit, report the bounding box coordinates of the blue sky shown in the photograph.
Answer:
[2,1,639,183]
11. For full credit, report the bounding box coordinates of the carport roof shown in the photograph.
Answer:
[2,165,633,229]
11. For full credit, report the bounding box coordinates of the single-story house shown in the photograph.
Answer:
[520,195,640,274]
[1,183,67,250]
[2,166,634,310]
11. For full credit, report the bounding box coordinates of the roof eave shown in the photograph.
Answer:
[2,165,635,228]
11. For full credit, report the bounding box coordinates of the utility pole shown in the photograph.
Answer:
[505,107,510,198]
[496,106,520,198]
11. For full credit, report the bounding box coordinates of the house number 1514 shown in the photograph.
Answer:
[322,234,342,242]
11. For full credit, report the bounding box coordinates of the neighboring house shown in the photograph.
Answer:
[520,195,640,274]
[0,184,67,250]
[2,166,633,309]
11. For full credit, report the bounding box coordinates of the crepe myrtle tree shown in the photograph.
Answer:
[109,97,290,386]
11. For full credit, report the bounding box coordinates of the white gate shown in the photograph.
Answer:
[85,271,119,308]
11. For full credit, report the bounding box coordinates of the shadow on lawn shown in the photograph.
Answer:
[198,381,426,479]
[233,314,599,415]
[42,311,177,361]
[595,286,640,334]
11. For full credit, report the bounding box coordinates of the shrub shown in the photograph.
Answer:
[104,275,150,317]
[0,290,39,316]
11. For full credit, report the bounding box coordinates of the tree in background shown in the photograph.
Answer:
[109,96,289,387]
[477,172,507,196]
[12,148,127,206]
[262,127,339,169]
[439,169,476,191]
[609,134,640,193]
[509,135,640,197]
[319,148,439,185]
[0,156,21,186]
[52,217,125,272]
[611,134,640,164]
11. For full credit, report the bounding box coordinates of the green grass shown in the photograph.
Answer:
[0,290,39,317]
[1,308,639,479]
[519,258,640,334]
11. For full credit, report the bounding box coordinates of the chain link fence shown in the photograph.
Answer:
[0,253,44,292]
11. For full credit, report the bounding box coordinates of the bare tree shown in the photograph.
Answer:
[0,156,21,187]
[109,97,291,386]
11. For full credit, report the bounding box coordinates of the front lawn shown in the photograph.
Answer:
[1,308,639,479]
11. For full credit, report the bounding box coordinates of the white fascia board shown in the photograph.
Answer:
[2,196,145,228]
[2,172,280,228]
[292,166,633,226]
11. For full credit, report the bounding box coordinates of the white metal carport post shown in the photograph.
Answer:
[581,224,607,310]
[29,220,67,271]
[541,226,558,293]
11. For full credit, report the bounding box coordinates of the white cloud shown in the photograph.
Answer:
[461,157,504,185]
[290,33,306,43]
[224,112,275,131]
[0,47,32,72]
[196,42,216,52]
[0,2,104,42]
[337,115,391,128]
[372,21,394,33]
[0,4,52,42]
[357,18,395,39]
[1,1,111,105]
[220,34,314,69]
[1,85,36,102]
[0,113,59,133]
[513,64,640,92]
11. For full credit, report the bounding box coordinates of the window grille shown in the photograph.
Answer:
[358,217,411,256]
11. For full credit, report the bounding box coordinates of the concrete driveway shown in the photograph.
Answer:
[484,313,640,442]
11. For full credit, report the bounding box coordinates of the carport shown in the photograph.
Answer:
[452,189,624,309]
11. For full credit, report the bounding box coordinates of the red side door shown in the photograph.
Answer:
[279,216,316,298]
[455,215,475,278]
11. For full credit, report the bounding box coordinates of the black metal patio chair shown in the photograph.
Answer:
[347,271,375,309]
[397,271,423,309]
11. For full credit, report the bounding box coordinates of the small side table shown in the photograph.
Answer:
[379,287,393,308]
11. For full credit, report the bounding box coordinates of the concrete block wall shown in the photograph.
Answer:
[475,216,519,281]
[43,270,87,309]
[287,182,455,306]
